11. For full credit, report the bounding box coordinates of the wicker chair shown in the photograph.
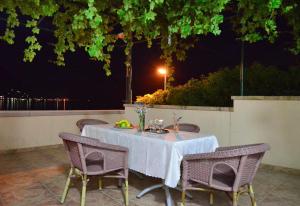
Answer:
[59,132,129,206]
[76,119,109,132]
[164,123,200,133]
[181,143,270,206]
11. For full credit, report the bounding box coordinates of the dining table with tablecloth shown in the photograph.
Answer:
[81,124,219,205]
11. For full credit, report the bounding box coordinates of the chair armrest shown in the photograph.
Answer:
[182,143,270,189]
[182,157,218,187]
[59,132,129,153]
[182,155,240,188]
[216,144,260,152]
[183,150,241,161]
[184,143,270,161]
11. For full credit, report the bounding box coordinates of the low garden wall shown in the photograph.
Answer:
[0,110,125,152]
[1,96,299,170]
[230,96,300,170]
[125,96,300,170]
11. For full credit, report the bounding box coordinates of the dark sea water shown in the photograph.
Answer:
[0,97,123,110]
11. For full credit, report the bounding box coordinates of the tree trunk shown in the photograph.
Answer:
[125,45,132,104]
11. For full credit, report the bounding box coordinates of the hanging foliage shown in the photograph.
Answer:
[0,0,299,75]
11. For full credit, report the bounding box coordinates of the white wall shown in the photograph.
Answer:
[0,110,125,151]
[230,98,300,170]
[124,97,300,170]
[1,97,299,170]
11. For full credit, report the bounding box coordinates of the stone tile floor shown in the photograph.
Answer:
[0,146,299,206]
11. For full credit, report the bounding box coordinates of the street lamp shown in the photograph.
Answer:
[157,67,167,90]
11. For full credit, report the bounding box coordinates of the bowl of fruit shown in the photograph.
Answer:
[114,119,133,129]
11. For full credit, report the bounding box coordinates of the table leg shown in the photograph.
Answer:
[164,186,175,206]
[136,183,164,198]
[136,181,188,206]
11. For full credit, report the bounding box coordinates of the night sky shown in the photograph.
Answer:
[0,17,299,109]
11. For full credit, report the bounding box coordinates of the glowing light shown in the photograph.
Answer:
[158,67,167,75]
[157,67,167,90]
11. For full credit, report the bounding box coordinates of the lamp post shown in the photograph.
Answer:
[158,67,167,90]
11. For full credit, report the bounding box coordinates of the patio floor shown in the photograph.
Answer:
[0,146,299,206]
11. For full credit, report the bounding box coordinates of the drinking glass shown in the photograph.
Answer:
[148,119,154,132]
[156,119,164,133]
[154,119,159,131]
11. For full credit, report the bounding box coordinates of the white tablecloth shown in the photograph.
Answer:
[82,124,219,188]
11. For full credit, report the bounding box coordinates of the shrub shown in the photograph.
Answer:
[136,89,169,105]
[136,63,300,106]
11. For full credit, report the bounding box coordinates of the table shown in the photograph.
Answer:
[82,124,219,205]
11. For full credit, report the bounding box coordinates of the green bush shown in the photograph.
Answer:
[136,63,300,107]
[136,89,169,105]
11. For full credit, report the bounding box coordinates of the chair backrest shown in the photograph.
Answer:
[76,119,109,131]
[164,123,200,133]
[60,132,85,171]
[233,143,270,190]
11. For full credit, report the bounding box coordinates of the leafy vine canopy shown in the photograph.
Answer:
[0,0,299,75]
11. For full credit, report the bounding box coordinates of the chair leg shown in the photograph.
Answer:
[232,192,238,206]
[209,192,214,205]
[248,185,257,206]
[124,179,129,206]
[174,186,193,199]
[118,178,123,187]
[81,174,88,206]
[181,191,186,206]
[60,167,73,203]
[98,177,103,190]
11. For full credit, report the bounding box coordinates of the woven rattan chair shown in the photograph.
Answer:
[76,119,109,132]
[181,143,270,206]
[59,132,129,206]
[164,123,200,133]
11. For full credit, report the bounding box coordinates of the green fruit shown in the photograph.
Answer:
[116,119,131,128]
